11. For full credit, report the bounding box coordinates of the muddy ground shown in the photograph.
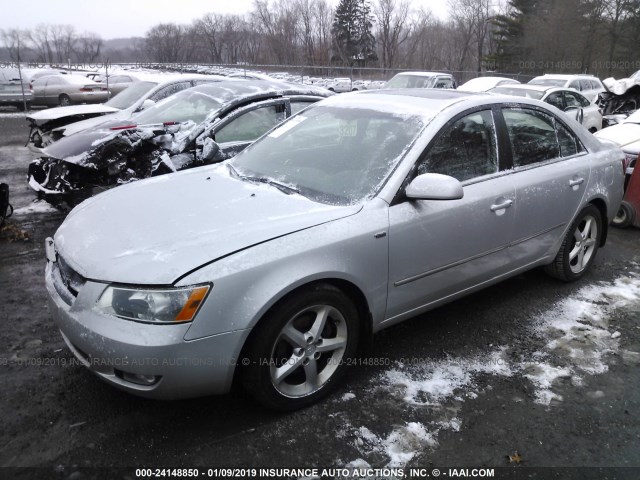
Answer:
[1,110,639,479]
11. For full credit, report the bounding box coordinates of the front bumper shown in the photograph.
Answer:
[45,260,247,399]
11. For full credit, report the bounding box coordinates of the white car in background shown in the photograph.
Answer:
[385,72,457,89]
[458,76,520,92]
[528,74,605,103]
[490,84,603,132]
[326,78,356,93]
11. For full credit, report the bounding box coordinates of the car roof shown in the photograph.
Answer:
[185,79,332,107]
[494,84,555,93]
[392,71,451,77]
[532,74,599,80]
[317,89,486,118]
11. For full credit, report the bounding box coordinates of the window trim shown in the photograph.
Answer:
[497,104,588,173]
[391,105,504,205]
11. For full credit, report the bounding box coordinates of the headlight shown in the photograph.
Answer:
[95,284,210,324]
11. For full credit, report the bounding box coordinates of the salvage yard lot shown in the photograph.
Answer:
[1,110,640,476]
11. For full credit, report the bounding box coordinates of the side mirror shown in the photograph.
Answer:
[405,173,464,200]
[565,106,584,123]
[201,137,220,162]
[138,99,155,111]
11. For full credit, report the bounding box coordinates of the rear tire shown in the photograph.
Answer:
[241,283,360,411]
[612,201,635,228]
[545,204,602,282]
[58,94,71,107]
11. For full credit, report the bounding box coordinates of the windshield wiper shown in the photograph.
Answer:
[228,164,299,195]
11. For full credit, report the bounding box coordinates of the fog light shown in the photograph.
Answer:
[115,369,160,386]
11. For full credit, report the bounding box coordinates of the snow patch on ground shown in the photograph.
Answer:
[343,271,640,466]
[527,272,640,404]
[12,200,59,215]
[383,348,512,406]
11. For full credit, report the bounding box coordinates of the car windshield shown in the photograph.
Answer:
[490,86,545,100]
[105,81,157,110]
[528,78,566,87]
[230,105,426,206]
[133,88,223,125]
[386,75,436,88]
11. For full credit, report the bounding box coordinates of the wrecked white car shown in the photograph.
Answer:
[598,71,640,126]
[27,80,331,202]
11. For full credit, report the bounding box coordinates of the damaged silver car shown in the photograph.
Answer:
[25,74,225,150]
[28,80,332,202]
[44,89,624,410]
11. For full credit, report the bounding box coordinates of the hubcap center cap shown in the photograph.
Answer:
[305,345,317,356]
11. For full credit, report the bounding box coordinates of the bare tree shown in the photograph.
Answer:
[29,24,55,63]
[374,0,410,69]
[145,23,185,63]
[194,13,225,63]
[253,0,300,64]
[0,28,29,62]
[50,25,77,63]
[77,32,103,63]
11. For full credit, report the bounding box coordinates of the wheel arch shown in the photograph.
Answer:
[233,277,373,386]
[588,197,608,246]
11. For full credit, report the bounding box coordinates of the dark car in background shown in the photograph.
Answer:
[28,80,332,201]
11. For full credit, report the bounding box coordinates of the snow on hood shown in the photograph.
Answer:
[53,165,361,284]
[56,109,130,137]
[602,76,640,95]
[27,104,119,124]
[594,122,640,147]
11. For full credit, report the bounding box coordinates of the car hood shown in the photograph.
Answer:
[57,110,131,137]
[27,104,120,124]
[602,76,640,96]
[595,122,640,147]
[42,119,159,167]
[54,165,361,285]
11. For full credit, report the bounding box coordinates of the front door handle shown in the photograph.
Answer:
[490,199,513,212]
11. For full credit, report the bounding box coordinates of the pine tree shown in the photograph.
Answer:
[331,0,377,65]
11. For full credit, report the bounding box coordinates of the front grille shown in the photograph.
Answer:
[52,256,86,305]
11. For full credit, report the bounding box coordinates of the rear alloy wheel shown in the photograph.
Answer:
[612,201,635,228]
[242,283,359,411]
[58,94,71,107]
[545,204,602,281]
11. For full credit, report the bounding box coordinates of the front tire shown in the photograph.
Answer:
[545,204,602,281]
[242,283,360,411]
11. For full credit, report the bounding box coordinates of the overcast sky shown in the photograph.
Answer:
[1,0,448,40]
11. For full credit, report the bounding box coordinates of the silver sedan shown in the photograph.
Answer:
[44,90,625,410]
[32,74,110,106]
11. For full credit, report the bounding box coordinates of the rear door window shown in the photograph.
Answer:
[502,107,584,167]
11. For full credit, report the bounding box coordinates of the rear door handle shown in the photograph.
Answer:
[569,178,585,187]
[490,199,513,212]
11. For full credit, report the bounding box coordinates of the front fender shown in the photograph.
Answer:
[179,200,390,341]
